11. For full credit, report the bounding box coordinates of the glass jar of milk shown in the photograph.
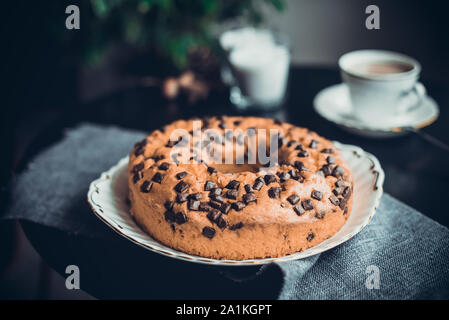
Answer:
[220,27,290,111]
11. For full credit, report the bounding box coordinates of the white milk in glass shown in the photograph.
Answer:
[220,28,290,110]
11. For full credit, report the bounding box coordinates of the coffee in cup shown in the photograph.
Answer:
[339,50,426,124]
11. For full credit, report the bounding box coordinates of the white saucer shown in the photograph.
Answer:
[87,142,384,266]
[313,83,439,138]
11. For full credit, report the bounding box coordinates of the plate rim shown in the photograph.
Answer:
[87,142,385,266]
[313,83,440,134]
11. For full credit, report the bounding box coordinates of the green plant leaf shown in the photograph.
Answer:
[91,0,109,17]
[266,0,285,12]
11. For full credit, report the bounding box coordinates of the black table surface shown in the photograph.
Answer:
[14,66,449,299]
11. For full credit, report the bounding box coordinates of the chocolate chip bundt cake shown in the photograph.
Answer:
[128,116,353,260]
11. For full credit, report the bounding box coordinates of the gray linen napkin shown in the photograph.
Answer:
[3,123,449,299]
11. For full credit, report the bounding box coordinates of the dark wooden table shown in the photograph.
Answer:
[15,66,449,299]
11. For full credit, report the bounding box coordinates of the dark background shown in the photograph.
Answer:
[0,0,448,299]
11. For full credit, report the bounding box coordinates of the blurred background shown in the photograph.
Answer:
[0,0,447,299]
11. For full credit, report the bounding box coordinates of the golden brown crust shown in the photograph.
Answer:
[128,116,353,260]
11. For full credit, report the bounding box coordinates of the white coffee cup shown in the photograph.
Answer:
[339,50,426,124]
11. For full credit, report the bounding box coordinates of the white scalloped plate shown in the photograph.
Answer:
[88,142,384,266]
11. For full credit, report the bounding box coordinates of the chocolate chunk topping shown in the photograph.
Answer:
[207,167,218,174]
[158,162,170,170]
[134,138,148,149]
[264,174,277,185]
[253,177,265,191]
[321,148,334,154]
[287,194,300,205]
[294,204,305,216]
[290,169,304,183]
[210,194,225,203]
[307,233,315,241]
[335,179,345,188]
[326,156,336,164]
[332,165,345,178]
[329,195,340,206]
[202,226,215,239]
[321,164,333,177]
[166,140,177,148]
[298,150,309,157]
[218,122,227,129]
[204,180,216,191]
[176,192,189,203]
[207,209,221,223]
[176,172,188,180]
[164,201,174,210]
[175,212,187,224]
[289,169,299,180]
[226,189,238,200]
[133,171,143,184]
[287,141,299,148]
[132,162,144,174]
[164,210,176,222]
[134,147,145,157]
[140,180,153,193]
[202,117,213,127]
[152,172,164,184]
[174,181,189,193]
[311,190,323,200]
[295,144,305,151]
[309,140,318,149]
[244,184,253,193]
[294,161,304,170]
[152,155,165,162]
[302,199,314,211]
[233,120,242,125]
[243,193,256,204]
[278,172,291,182]
[210,188,222,196]
[188,199,200,211]
[229,222,244,230]
[209,200,222,209]
[278,137,288,147]
[217,216,228,229]
[232,201,246,211]
[342,186,352,199]
[333,187,343,196]
[199,202,210,212]
[188,193,202,201]
[225,180,240,190]
[268,187,281,199]
[315,211,326,219]
[220,202,232,214]
[339,198,347,210]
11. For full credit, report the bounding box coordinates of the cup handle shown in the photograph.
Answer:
[397,82,426,114]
